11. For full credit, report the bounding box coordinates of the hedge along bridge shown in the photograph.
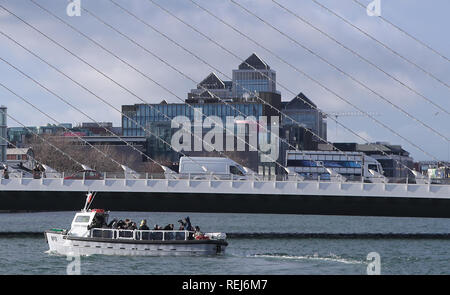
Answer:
[0,175,449,217]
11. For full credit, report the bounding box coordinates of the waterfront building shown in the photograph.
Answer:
[6,147,35,170]
[187,72,232,103]
[121,100,267,171]
[281,93,327,141]
[7,122,121,147]
[7,126,39,147]
[122,53,326,175]
[417,161,450,182]
[320,142,414,179]
[232,53,278,98]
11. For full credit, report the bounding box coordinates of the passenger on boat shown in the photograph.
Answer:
[3,167,9,179]
[194,226,209,240]
[107,218,118,228]
[153,224,162,230]
[139,219,150,230]
[128,222,137,230]
[163,224,174,230]
[178,219,186,229]
[184,217,193,231]
[88,214,106,229]
[113,219,126,229]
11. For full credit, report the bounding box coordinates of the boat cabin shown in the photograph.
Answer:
[69,209,109,237]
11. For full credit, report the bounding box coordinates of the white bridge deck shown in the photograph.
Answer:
[1,176,449,200]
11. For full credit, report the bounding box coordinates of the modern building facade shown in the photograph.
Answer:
[122,53,326,175]
[122,100,268,169]
[281,93,327,141]
[7,122,121,147]
[0,106,7,164]
[417,161,449,183]
[187,72,232,103]
[232,53,278,98]
[320,142,414,179]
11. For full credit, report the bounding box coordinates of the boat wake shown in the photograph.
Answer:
[250,253,367,265]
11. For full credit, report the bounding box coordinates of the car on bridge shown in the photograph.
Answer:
[64,169,103,180]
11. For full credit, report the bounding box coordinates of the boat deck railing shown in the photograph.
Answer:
[90,228,194,241]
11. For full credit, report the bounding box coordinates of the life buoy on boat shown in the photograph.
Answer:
[195,234,210,240]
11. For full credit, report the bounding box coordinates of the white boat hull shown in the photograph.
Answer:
[45,231,227,256]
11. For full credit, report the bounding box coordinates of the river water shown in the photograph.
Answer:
[0,211,448,275]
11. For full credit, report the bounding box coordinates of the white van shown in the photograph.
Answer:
[178,157,250,180]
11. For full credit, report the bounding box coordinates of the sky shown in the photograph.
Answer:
[0,0,449,162]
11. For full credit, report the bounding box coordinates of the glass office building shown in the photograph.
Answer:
[188,72,232,103]
[232,53,277,98]
[281,93,327,141]
[121,53,326,174]
[122,103,264,137]
[122,102,266,165]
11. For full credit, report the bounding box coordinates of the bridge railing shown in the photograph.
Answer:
[2,170,449,184]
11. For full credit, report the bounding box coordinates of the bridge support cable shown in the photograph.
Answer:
[272,0,449,114]
[0,57,166,171]
[309,0,450,90]
[117,0,439,175]
[82,0,404,176]
[0,125,61,173]
[178,0,448,167]
[229,0,449,143]
[24,0,292,175]
[351,0,450,63]
[13,0,315,175]
[27,0,441,177]
[0,5,290,175]
[0,80,136,171]
[89,0,444,175]
[0,108,84,169]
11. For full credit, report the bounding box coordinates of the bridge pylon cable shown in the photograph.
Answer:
[0,108,84,169]
[106,0,442,174]
[27,0,292,174]
[229,0,449,143]
[0,128,55,171]
[272,0,449,114]
[351,0,450,63]
[22,0,327,175]
[0,54,166,170]
[309,0,450,89]
[180,0,446,167]
[86,0,370,174]
[0,4,289,175]
[0,79,128,170]
[139,0,444,172]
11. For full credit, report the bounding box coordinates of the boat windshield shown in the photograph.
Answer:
[74,215,91,223]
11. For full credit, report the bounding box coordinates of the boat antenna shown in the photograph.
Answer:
[83,191,97,211]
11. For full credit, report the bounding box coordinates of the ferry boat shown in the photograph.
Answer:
[45,193,228,256]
